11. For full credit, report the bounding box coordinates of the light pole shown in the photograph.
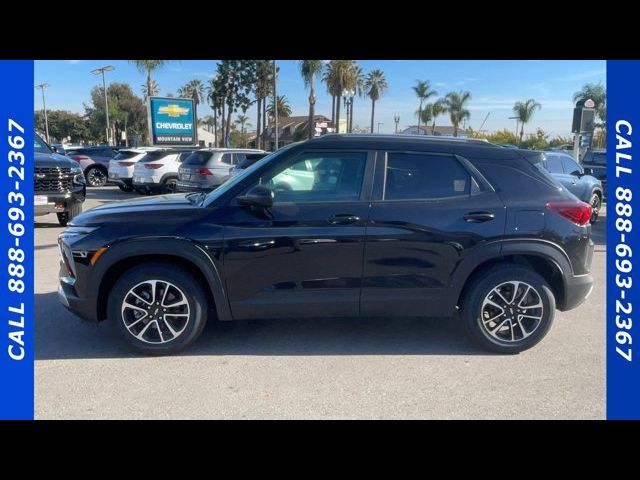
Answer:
[393,113,400,134]
[35,83,50,143]
[273,60,278,150]
[342,89,354,133]
[377,122,383,133]
[91,65,115,145]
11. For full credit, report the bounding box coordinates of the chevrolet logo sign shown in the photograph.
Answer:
[158,104,190,117]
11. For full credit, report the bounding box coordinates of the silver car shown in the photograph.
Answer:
[177,148,266,192]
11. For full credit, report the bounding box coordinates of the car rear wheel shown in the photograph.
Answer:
[57,202,82,226]
[85,166,108,187]
[589,192,601,223]
[460,265,555,354]
[118,184,134,192]
[163,177,178,194]
[108,263,208,355]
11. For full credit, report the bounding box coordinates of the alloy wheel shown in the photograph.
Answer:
[590,195,600,223]
[479,281,544,343]
[121,280,190,344]
[87,168,107,187]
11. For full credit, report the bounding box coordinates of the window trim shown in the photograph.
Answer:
[375,150,493,202]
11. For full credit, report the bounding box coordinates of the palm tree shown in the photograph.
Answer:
[267,95,292,119]
[363,69,388,134]
[129,60,170,102]
[199,115,216,133]
[413,80,437,134]
[255,60,273,149]
[206,77,221,147]
[141,79,159,100]
[574,82,606,147]
[427,100,446,135]
[177,79,205,118]
[512,99,542,144]
[323,60,359,133]
[443,91,472,137]
[299,60,324,140]
[234,114,252,147]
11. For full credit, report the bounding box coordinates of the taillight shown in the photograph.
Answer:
[144,164,163,169]
[546,201,592,226]
[71,155,90,163]
[118,161,135,166]
[196,167,213,175]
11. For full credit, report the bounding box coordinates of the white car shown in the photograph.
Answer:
[131,148,198,194]
[108,147,161,192]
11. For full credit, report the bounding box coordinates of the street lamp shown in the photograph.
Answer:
[273,60,278,150]
[91,65,115,145]
[393,113,400,134]
[35,83,50,143]
[342,89,355,133]
[377,122,383,133]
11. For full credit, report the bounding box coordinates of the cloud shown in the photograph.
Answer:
[67,60,82,64]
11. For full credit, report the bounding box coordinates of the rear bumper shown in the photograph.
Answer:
[560,272,594,311]
[109,176,133,188]
[175,181,214,193]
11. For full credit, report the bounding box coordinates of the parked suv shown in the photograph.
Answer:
[132,148,197,194]
[227,152,270,178]
[34,133,86,226]
[581,148,607,199]
[177,148,266,192]
[533,151,603,223]
[108,147,161,192]
[65,146,120,187]
[58,135,594,355]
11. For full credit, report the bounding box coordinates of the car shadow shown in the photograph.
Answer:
[35,291,489,360]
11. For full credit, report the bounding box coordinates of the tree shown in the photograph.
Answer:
[206,77,222,147]
[255,60,273,148]
[267,95,292,118]
[34,110,90,143]
[299,60,324,139]
[413,80,437,133]
[213,60,258,147]
[323,60,359,133]
[363,69,388,134]
[141,79,159,100]
[198,115,216,133]
[129,61,170,103]
[177,79,205,118]
[443,91,472,137]
[84,82,147,145]
[512,98,541,144]
[234,114,252,147]
[574,82,606,146]
[427,100,446,135]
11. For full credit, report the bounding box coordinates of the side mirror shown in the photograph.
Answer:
[237,185,274,208]
[51,146,58,153]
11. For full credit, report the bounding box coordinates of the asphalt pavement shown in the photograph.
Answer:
[34,187,606,419]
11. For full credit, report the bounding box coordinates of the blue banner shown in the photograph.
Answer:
[0,60,34,420]
[149,96,197,145]
[607,60,640,419]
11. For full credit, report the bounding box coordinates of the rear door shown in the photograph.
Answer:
[362,150,506,318]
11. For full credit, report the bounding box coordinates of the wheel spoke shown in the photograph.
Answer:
[493,289,511,306]
[517,285,531,307]
[136,321,154,340]
[130,291,152,306]
[123,301,148,314]
[162,318,178,337]
[509,281,520,303]
[155,320,165,342]
[164,298,188,308]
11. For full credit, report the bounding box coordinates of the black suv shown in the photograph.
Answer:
[581,149,607,199]
[58,135,594,355]
[35,133,86,226]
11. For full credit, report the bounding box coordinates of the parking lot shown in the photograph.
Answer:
[34,187,606,419]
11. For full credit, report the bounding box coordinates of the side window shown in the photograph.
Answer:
[546,155,564,174]
[220,153,234,165]
[384,152,471,200]
[234,153,247,165]
[561,157,582,176]
[257,151,367,203]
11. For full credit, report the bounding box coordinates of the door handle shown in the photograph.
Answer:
[463,211,495,223]
[328,214,360,225]
[238,239,276,249]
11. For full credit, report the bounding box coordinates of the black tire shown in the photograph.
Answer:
[162,177,178,194]
[108,263,209,355]
[589,192,601,223]
[118,184,134,192]
[460,265,555,354]
[85,165,108,187]
[133,186,146,195]
[57,202,82,226]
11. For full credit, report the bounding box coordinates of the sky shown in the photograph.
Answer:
[34,60,606,137]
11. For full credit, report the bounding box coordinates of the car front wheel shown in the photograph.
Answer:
[85,166,108,187]
[460,265,555,354]
[108,263,209,355]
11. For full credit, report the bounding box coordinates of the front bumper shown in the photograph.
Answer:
[34,190,85,216]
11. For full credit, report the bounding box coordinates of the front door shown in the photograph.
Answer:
[222,149,374,320]
[362,150,506,318]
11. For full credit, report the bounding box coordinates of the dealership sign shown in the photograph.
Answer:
[148,96,197,145]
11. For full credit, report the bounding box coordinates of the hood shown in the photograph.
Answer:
[35,152,78,168]
[71,193,202,226]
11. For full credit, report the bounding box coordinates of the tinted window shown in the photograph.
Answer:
[237,154,267,169]
[561,157,582,175]
[176,151,193,163]
[384,153,471,200]
[113,150,140,160]
[34,134,52,153]
[183,151,214,165]
[138,151,171,163]
[220,153,235,165]
[592,153,607,165]
[546,155,564,174]
[258,151,367,203]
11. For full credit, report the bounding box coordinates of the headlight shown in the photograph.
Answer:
[72,167,85,185]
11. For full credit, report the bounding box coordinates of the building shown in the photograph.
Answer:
[257,115,339,150]
[401,125,471,137]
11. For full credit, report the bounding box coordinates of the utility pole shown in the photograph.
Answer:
[91,65,115,145]
[35,83,50,143]
[377,122,383,133]
[393,113,400,134]
[273,60,278,150]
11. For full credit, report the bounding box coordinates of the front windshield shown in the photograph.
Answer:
[203,144,298,206]
[34,133,52,154]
